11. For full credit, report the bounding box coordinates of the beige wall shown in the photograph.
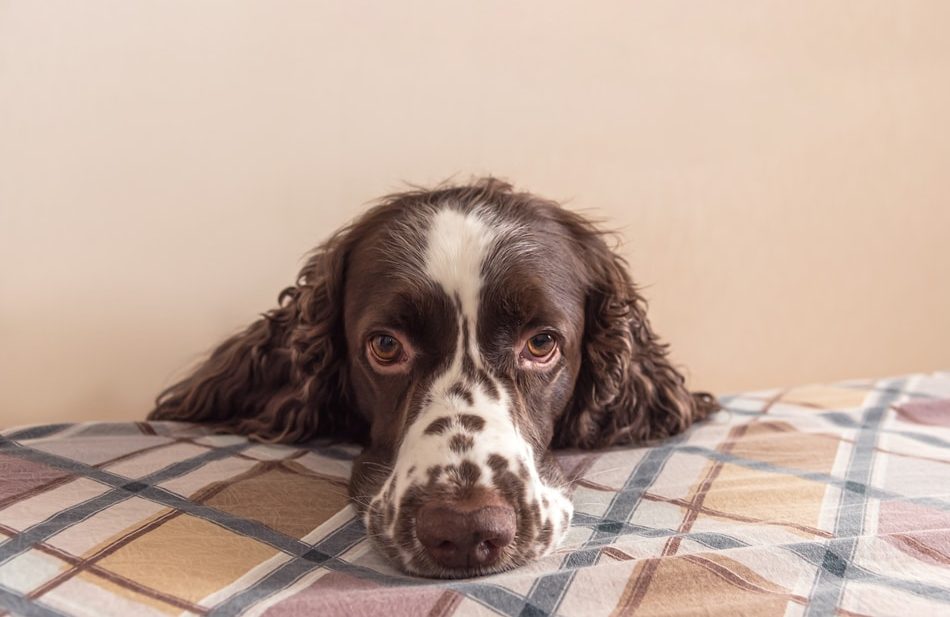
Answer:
[2,1,949,427]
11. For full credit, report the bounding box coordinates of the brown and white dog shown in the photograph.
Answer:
[148,179,718,578]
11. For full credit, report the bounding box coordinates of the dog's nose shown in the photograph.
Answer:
[416,493,516,570]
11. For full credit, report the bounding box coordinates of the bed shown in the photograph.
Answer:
[1,372,948,616]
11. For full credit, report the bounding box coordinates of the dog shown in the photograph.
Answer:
[148,178,718,578]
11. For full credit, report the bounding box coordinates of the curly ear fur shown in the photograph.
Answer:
[554,215,719,449]
[148,230,365,443]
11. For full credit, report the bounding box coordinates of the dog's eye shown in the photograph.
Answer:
[524,333,557,361]
[369,334,403,364]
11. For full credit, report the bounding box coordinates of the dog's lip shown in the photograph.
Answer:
[403,548,526,579]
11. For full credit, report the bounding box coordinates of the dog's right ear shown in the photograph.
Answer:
[148,228,362,443]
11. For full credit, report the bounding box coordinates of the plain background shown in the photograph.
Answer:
[2,1,948,427]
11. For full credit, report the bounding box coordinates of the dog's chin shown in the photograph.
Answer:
[404,554,527,580]
[381,539,535,579]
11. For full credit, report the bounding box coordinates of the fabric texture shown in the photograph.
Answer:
[1,373,949,616]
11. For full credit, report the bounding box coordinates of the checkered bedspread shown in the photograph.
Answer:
[2,373,949,616]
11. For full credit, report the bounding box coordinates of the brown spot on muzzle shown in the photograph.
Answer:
[449,383,474,406]
[449,433,474,453]
[487,454,508,473]
[451,460,481,486]
[458,414,486,432]
[487,454,540,559]
[424,417,453,435]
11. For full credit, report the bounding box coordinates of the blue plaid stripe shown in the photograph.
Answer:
[522,436,690,616]
[0,436,256,567]
[803,378,904,615]
[0,584,71,617]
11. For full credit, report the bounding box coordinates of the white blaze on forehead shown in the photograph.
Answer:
[424,208,496,320]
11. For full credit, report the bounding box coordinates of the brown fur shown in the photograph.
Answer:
[548,206,720,448]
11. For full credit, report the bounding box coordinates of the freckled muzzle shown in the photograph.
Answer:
[361,432,574,578]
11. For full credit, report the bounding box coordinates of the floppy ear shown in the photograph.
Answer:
[148,230,363,443]
[554,224,719,449]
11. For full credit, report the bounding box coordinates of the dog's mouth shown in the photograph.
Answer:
[402,539,531,580]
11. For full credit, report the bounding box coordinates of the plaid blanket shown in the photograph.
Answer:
[1,373,949,616]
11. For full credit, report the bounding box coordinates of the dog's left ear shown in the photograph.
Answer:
[554,214,719,449]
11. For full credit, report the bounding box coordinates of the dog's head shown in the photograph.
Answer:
[150,179,717,577]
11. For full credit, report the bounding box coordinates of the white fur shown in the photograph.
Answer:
[424,207,492,324]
